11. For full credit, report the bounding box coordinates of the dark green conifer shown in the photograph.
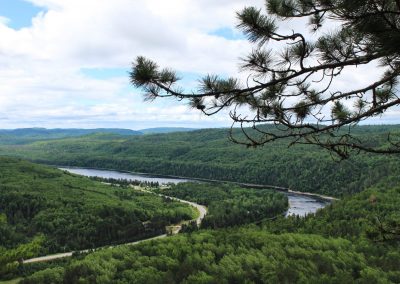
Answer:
[130,0,400,158]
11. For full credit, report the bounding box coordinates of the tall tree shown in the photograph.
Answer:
[130,0,400,158]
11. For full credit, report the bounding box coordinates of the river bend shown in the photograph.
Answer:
[60,167,329,217]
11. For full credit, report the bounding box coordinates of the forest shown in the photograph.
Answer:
[0,125,399,197]
[17,183,400,283]
[0,157,197,274]
[154,183,288,229]
[0,127,399,283]
[1,0,400,281]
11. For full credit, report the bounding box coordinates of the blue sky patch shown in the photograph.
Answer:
[209,27,245,41]
[81,68,129,79]
[0,0,44,29]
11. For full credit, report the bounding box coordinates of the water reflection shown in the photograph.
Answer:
[59,167,191,184]
[60,167,328,217]
[285,194,327,217]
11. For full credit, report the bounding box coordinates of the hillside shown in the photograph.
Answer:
[0,125,399,197]
[0,157,196,256]
[18,182,400,283]
[155,182,288,229]
[1,128,399,282]
[0,128,141,145]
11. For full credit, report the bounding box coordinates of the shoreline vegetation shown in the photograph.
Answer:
[58,165,338,202]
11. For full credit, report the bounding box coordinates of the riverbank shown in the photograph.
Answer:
[58,165,338,202]
[288,189,339,201]
[62,167,330,216]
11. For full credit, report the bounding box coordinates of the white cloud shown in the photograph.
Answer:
[0,0,398,129]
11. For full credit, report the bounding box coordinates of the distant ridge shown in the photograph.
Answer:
[0,127,201,141]
[0,128,141,143]
[138,127,197,134]
[0,128,142,135]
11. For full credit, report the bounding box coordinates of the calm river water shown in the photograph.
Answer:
[60,167,328,217]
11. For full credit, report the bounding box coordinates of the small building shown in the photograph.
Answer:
[165,225,181,235]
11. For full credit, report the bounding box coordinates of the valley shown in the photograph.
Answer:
[0,126,399,283]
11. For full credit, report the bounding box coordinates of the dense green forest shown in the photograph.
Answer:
[1,127,400,283]
[18,183,400,283]
[0,125,399,197]
[0,158,197,261]
[154,183,288,229]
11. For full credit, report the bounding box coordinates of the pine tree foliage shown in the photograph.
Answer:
[130,0,400,158]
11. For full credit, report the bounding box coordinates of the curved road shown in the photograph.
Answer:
[23,166,334,264]
[136,187,207,227]
[23,188,207,264]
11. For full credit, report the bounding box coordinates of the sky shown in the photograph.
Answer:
[0,0,398,130]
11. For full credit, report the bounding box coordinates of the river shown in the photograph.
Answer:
[22,167,328,264]
[60,167,329,217]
